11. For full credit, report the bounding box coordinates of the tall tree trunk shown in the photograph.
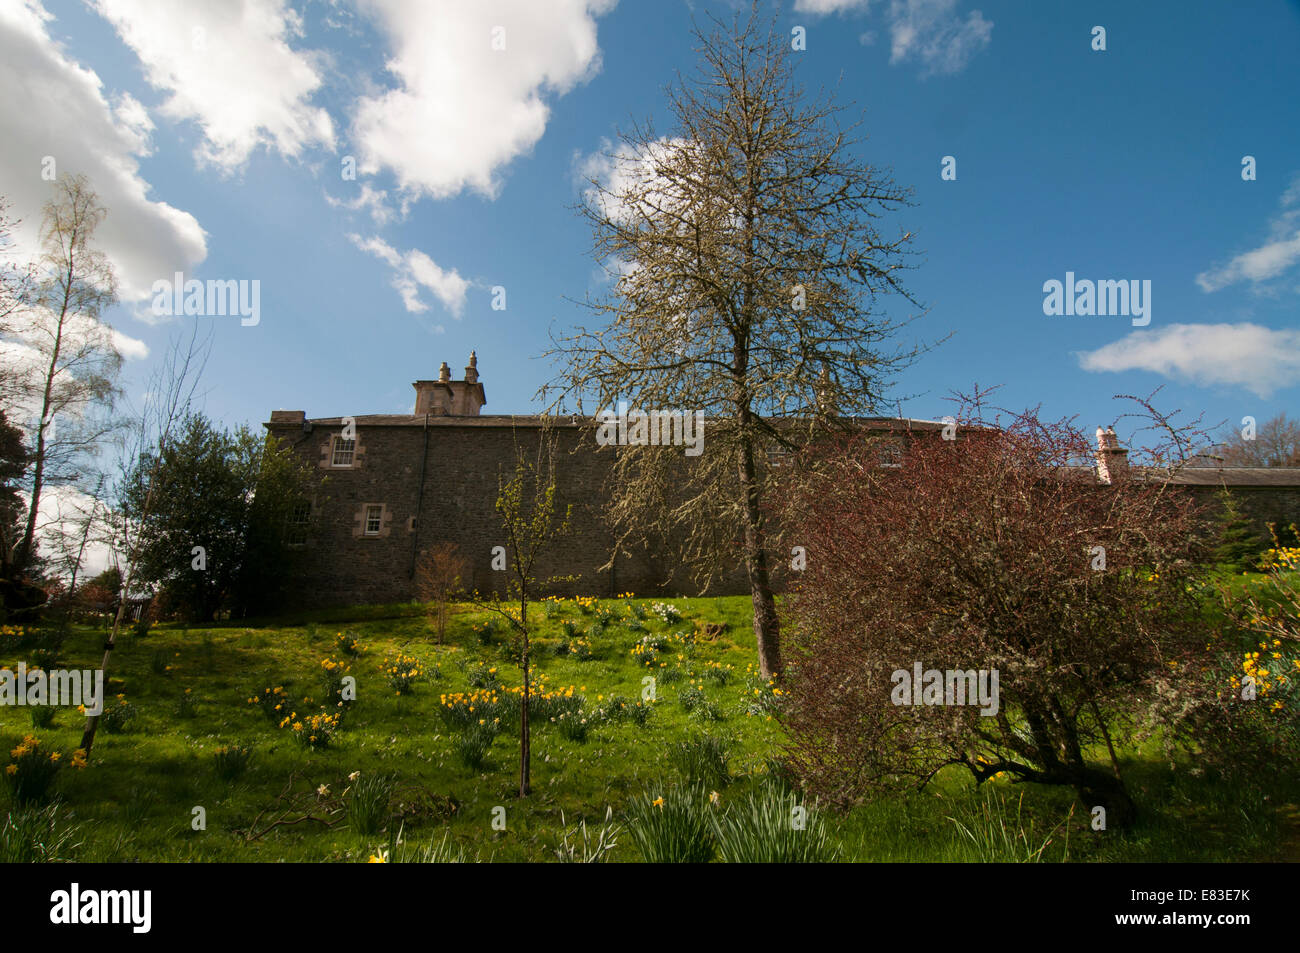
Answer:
[519,592,531,796]
[738,433,781,678]
[18,261,74,571]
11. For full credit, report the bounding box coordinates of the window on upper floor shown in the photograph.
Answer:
[364,504,383,536]
[331,436,355,467]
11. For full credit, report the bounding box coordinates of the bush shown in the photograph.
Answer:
[711,785,840,863]
[212,745,252,781]
[668,734,731,788]
[29,706,56,729]
[625,787,715,863]
[335,631,362,657]
[347,773,395,835]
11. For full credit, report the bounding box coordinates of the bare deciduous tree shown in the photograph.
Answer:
[6,175,122,574]
[415,542,468,642]
[544,6,930,678]
[80,325,209,758]
[468,424,571,797]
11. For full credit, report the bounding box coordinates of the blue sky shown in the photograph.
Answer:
[3,0,1298,443]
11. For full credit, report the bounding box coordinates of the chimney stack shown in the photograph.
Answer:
[412,352,487,416]
[1096,426,1129,484]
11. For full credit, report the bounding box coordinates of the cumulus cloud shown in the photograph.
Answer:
[795,0,991,76]
[577,137,695,226]
[347,233,469,317]
[90,0,335,171]
[352,0,615,201]
[1196,177,1300,293]
[0,0,207,303]
[1078,322,1300,398]
[18,484,115,580]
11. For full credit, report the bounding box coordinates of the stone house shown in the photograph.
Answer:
[265,355,1300,608]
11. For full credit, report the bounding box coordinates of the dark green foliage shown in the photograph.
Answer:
[122,413,322,621]
[1213,490,1261,570]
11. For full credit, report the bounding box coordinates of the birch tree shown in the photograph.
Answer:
[7,175,122,574]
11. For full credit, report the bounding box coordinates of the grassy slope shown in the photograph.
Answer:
[2,592,1294,862]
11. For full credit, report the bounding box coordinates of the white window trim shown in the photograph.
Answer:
[331,435,356,468]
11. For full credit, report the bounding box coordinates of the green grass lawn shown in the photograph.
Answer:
[2,593,1296,862]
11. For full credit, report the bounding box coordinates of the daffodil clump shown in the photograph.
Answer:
[1256,532,1300,572]
[249,685,290,722]
[5,734,83,805]
[438,688,504,731]
[0,624,27,650]
[651,602,683,625]
[1228,638,1297,714]
[335,630,363,657]
[700,660,734,686]
[555,635,593,661]
[320,655,353,706]
[384,652,424,695]
[438,676,585,730]
[630,641,659,666]
[99,695,136,734]
[743,665,783,717]
[594,692,655,728]
[212,744,253,781]
[279,707,343,750]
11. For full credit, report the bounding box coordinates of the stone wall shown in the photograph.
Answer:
[265,414,751,608]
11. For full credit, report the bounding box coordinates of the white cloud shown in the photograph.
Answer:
[1078,322,1300,398]
[0,0,207,303]
[1196,178,1300,293]
[887,0,992,75]
[794,0,872,13]
[352,0,615,201]
[577,137,695,226]
[20,484,114,580]
[90,0,335,171]
[347,233,469,317]
[796,0,991,76]
[324,182,401,227]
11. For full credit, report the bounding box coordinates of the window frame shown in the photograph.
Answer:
[331,435,356,468]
